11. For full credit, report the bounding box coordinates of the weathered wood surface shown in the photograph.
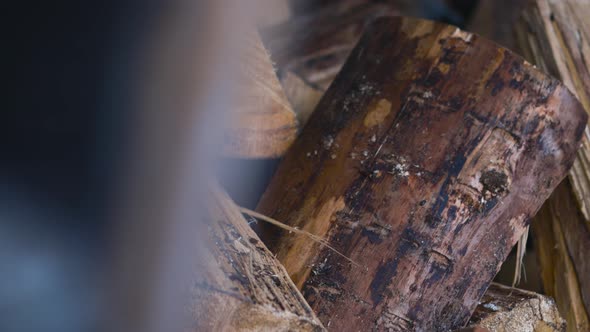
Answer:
[532,181,590,331]
[465,283,565,332]
[192,185,325,331]
[261,2,399,90]
[222,31,298,158]
[256,17,587,331]
[515,0,590,221]
[514,1,590,330]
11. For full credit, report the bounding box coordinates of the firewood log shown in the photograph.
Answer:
[514,1,590,330]
[192,185,325,331]
[465,283,565,332]
[256,17,587,331]
[533,182,590,331]
[515,0,590,221]
[222,31,298,158]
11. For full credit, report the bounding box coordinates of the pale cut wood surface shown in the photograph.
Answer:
[465,283,565,332]
[222,31,298,158]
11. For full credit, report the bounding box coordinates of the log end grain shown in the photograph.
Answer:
[466,283,566,332]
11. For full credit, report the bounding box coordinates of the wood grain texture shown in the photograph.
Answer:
[192,185,325,331]
[465,283,565,332]
[256,17,587,331]
[514,1,590,329]
[223,31,298,158]
[532,196,590,332]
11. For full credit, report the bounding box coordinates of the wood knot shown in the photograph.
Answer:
[479,169,509,196]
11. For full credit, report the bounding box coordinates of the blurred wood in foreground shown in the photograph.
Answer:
[192,185,325,331]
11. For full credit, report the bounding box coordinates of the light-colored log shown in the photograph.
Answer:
[223,31,298,158]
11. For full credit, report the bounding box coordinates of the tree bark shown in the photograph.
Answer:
[464,283,565,332]
[515,0,590,220]
[256,17,587,331]
[222,30,298,158]
[514,1,590,330]
[192,185,325,331]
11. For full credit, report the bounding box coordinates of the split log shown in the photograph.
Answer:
[465,283,565,332]
[222,31,298,158]
[514,1,590,329]
[256,17,587,331]
[532,182,590,331]
[192,185,325,331]
[261,2,399,90]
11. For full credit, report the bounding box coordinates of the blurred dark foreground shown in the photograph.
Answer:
[3,1,483,331]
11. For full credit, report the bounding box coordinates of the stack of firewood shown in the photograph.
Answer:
[195,1,590,331]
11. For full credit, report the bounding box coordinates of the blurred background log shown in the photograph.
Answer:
[256,17,586,331]
[260,1,399,91]
[514,1,590,330]
[193,185,325,331]
[222,31,298,158]
[467,0,528,51]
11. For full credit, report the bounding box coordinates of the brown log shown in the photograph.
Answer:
[192,185,325,331]
[515,0,590,220]
[261,2,399,90]
[222,31,298,158]
[465,283,565,332]
[514,1,590,330]
[256,17,587,331]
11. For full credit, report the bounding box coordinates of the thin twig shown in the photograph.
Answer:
[238,207,361,267]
